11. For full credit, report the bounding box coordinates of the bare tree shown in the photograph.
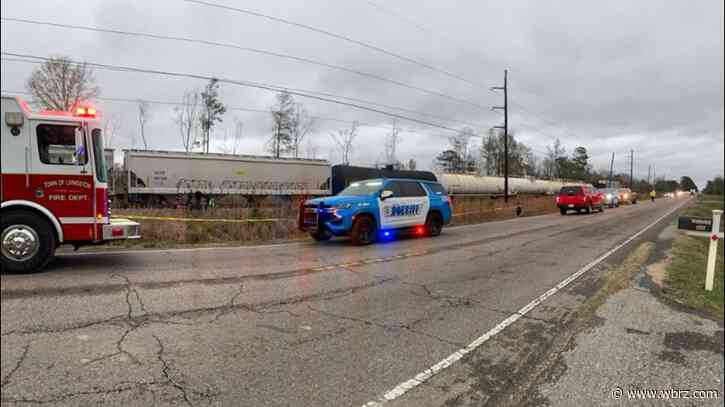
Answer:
[26,56,100,111]
[199,78,226,154]
[305,139,319,159]
[269,91,295,157]
[289,104,315,158]
[218,126,232,154]
[330,122,359,165]
[136,100,150,150]
[544,138,566,179]
[447,127,477,172]
[219,118,243,154]
[174,89,200,152]
[102,114,123,148]
[383,120,401,166]
[231,117,243,155]
[480,129,532,177]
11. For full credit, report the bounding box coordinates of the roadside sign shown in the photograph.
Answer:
[678,216,713,232]
[705,210,722,291]
[682,210,722,292]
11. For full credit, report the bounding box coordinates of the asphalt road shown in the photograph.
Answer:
[1,197,689,406]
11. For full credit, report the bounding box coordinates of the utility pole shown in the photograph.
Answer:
[647,165,652,186]
[629,150,634,189]
[491,69,509,202]
[608,152,615,188]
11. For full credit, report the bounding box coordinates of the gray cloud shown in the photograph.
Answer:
[1,0,722,187]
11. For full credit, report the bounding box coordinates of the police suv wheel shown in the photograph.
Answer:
[1,211,56,273]
[351,217,376,245]
[426,212,443,237]
[311,231,332,241]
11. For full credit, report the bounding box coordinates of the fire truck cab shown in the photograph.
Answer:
[1,95,140,273]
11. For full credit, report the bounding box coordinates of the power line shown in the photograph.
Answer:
[1,52,470,132]
[1,17,489,113]
[181,0,489,90]
[364,2,574,113]
[1,88,422,133]
[513,121,561,143]
[364,1,433,34]
[514,119,634,162]
[511,101,577,140]
[362,1,503,69]
[507,75,578,140]
[2,55,482,129]
[276,83,484,128]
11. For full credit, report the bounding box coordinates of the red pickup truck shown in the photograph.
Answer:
[556,185,605,215]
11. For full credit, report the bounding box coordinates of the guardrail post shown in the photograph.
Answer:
[705,209,722,291]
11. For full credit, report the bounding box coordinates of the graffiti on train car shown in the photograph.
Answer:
[175,178,318,193]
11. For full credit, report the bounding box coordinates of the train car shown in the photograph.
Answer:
[330,165,437,195]
[119,149,330,205]
[436,173,563,196]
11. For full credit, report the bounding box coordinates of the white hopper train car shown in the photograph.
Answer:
[117,149,331,204]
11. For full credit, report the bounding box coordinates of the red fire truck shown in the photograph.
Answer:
[1,95,140,273]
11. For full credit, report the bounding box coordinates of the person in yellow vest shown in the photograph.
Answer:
[650,189,656,202]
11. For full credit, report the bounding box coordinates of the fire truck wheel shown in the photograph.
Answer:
[1,211,56,273]
[350,216,376,245]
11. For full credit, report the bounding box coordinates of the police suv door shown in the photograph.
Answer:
[379,180,429,229]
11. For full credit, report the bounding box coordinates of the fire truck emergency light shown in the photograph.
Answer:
[75,106,97,118]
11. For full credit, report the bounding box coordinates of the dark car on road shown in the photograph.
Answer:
[556,185,605,215]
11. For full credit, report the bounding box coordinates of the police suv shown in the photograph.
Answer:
[299,178,452,245]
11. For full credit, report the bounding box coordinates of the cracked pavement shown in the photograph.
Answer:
[1,198,689,406]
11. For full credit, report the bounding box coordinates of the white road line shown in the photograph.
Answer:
[362,199,689,407]
[57,240,307,257]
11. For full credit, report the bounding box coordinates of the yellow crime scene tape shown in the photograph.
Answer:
[121,215,293,223]
[124,210,512,221]
[452,208,508,217]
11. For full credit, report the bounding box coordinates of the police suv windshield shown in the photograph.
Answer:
[339,179,383,196]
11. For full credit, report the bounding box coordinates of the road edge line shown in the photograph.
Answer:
[362,199,690,407]
[56,240,308,256]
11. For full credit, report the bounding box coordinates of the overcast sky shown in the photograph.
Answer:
[2,0,723,187]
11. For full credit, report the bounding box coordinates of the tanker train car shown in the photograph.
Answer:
[436,173,563,196]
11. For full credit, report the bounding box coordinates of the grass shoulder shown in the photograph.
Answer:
[661,195,724,319]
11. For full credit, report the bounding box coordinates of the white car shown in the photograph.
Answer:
[597,188,620,208]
